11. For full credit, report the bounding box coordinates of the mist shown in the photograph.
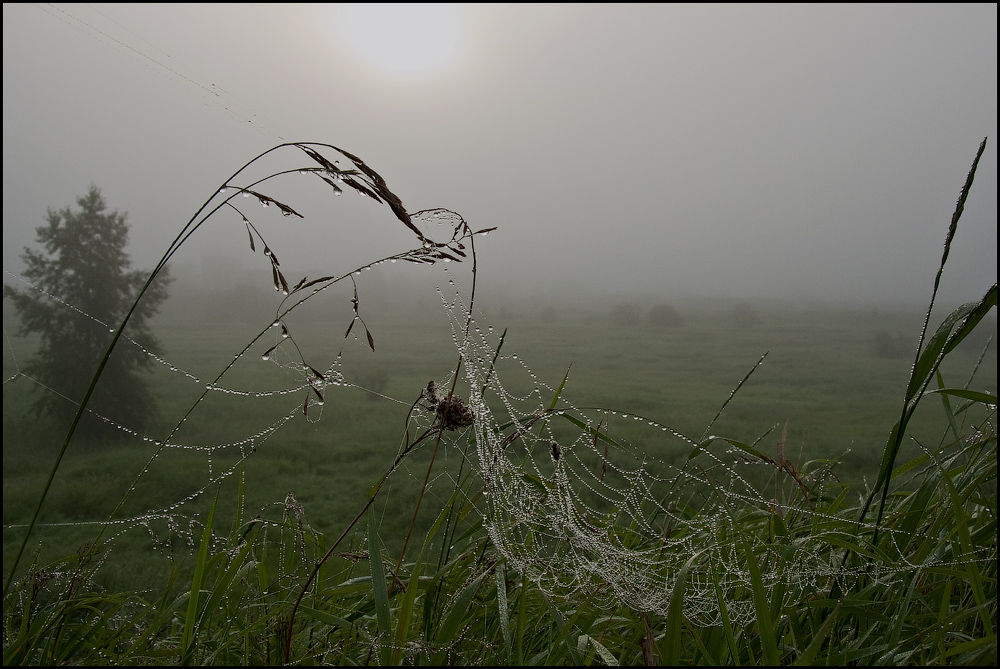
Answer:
[3,4,997,310]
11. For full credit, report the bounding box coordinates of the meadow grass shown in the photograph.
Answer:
[2,140,996,665]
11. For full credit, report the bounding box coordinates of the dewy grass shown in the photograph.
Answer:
[3,140,997,665]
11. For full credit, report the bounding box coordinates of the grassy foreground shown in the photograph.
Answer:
[2,141,996,665]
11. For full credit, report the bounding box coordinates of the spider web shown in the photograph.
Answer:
[3,208,991,625]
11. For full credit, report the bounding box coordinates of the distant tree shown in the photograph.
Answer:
[873,330,909,359]
[732,301,760,329]
[611,303,642,326]
[4,186,171,439]
[648,303,684,328]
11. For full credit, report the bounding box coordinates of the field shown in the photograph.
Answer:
[3,141,996,664]
[4,292,995,594]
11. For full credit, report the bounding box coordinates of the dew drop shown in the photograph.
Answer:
[243,192,251,197]
[261,353,270,361]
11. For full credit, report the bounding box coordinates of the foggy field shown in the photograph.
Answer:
[2,4,996,663]
[4,296,995,592]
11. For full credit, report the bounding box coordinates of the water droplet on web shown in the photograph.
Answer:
[423,241,432,249]
[298,169,309,175]
[272,320,281,327]
[281,331,289,339]
[243,192,251,197]
[108,328,115,333]
[261,200,269,207]
[261,353,270,361]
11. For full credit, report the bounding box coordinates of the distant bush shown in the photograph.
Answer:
[874,330,910,358]
[611,303,642,326]
[648,303,684,327]
[732,301,760,328]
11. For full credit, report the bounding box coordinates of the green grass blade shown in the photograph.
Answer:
[930,387,998,406]
[743,538,779,666]
[431,571,487,665]
[392,542,427,665]
[180,484,220,663]
[495,562,512,664]
[792,603,840,666]
[367,506,393,666]
[664,552,699,665]
[713,564,740,666]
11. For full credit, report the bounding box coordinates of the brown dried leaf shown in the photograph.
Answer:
[245,222,256,252]
[318,174,344,196]
[299,276,335,290]
[475,227,498,235]
[312,386,324,403]
[298,145,337,172]
[435,250,461,263]
[271,265,281,292]
[366,329,375,352]
[344,318,355,339]
[275,200,304,218]
[341,175,383,203]
[309,366,325,381]
[277,268,289,294]
[303,394,310,417]
[292,276,308,292]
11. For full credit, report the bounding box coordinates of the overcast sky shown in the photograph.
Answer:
[3,4,997,309]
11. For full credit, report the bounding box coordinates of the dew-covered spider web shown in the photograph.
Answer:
[4,156,993,626]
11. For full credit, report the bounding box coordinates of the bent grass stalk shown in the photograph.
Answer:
[4,139,996,665]
[3,141,467,597]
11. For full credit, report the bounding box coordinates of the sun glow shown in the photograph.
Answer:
[338,4,463,74]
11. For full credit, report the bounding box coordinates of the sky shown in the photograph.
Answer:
[3,3,997,310]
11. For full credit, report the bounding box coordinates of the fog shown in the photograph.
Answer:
[3,4,997,311]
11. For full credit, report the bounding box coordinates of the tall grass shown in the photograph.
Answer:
[3,140,996,665]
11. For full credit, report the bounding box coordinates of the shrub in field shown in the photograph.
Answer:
[3,139,996,666]
[648,303,685,327]
[731,300,760,329]
[874,329,910,358]
[610,302,642,325]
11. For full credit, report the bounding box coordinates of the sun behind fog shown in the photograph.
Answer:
[338,4,463,74]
